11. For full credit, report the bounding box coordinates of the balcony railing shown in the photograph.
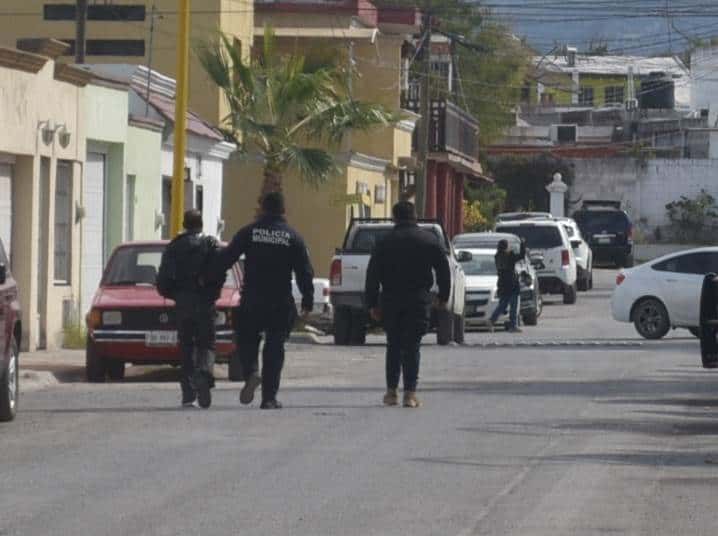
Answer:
[401,89,480,162]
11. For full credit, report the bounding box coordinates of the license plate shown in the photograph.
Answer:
[598,237,611,244]
[145,331,177,347]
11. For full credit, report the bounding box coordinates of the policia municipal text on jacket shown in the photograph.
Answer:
[218,192,315,410]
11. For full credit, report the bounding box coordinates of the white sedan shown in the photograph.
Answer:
[611,247,718,339]
[459,248,501,328]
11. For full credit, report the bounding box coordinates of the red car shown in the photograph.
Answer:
[0,237,20,421]
[85,241,241,382]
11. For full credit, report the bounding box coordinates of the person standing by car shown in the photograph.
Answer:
[157,210,224,409]
[365,201,451,409]
[219,192,315,410]
[489,238,527,333]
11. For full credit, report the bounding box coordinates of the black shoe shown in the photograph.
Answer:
[195,374,212,409]
[240,374,261,405]
[181,391,197,408]
[260,399,283,410]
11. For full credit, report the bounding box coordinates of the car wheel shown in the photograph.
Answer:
[563,283,578,305]
[436,309,453,346]
[0,337,19,422]
[588,270,594,290]
[577,273,589,292]
[689,327,701,338]
[85,338,107,383]
[107,360,125,381]
[333,306,352,346]
[632,298,670,340]
[523,310,538,326]
[349,310,367,346]
[453,313,465,344]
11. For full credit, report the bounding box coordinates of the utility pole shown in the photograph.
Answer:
[170,0,191,237]
[145,4,158,116]
[415,9,432,218]
[75,0,88,64]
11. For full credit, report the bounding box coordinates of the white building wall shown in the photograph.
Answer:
[691,45,718,128]
[570,158,718,234]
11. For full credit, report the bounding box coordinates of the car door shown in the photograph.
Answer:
[655,252,714,326]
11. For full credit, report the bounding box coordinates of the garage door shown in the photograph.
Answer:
[0,164,12,261]
[81,153,106,316]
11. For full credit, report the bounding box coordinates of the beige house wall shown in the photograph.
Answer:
[0,55,86,350]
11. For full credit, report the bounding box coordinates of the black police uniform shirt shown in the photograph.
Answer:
[219,215,315,310]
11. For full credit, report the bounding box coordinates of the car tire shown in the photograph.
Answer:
[563,283,578,305]
[333,307,352,346]
[523,310,538,326]
[228,350,245,382]
[436,309,453,346]
[632,298,670,340]
[0,336,19,422]
[689,327,701,338]
[453,313,465,344]
[588,270,594,290]
[349,310,367,346]
[577,273,589,292]
[106,360,125,381]
[85,338,107,383]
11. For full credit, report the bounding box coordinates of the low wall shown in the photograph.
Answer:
[633,243,703,262]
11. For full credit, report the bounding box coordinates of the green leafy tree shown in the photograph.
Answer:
[665,190,718,244]
[196,28,395,203]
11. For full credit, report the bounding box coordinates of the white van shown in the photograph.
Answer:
[495,220,578,304]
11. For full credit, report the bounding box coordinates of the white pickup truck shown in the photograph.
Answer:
[329,219,469,346]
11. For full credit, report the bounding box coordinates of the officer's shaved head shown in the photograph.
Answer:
[262,192,286,216]
[183,209,203,231]
[392,201,416,223]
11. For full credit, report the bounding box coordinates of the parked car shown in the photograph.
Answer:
[453,232,542,325]
[611,247,718,339]
[85,241,242,382]
[555,217,593,291]
[572,200,634,268]
[292,277,333,331]
[329,218,468,346]
[0,238,20,422]
[495,219,578,304]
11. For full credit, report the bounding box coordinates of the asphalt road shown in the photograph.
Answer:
[3,269,718,535]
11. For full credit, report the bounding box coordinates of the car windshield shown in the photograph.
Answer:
[103,245,238,287]
[350,226,447,252]
[572,211,630,234]
[497,225,563,249]
[454,235,521,253]
[459,253,497,276]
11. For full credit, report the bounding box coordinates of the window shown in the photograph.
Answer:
[540,93,555,105]
[653,252,718,275]
[44,4,146,21]
[605,86,625,105]
[196,185,204,214]
[125,175,135,242]
[54,162,72,284]
[161,177,171,239]
[459,253,497,276]
[579,87,594,106]
[60,39,146,57]
[496,225,563,249]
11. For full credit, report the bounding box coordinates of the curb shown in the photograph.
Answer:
[288,332,322,345]
[463,340,643,349]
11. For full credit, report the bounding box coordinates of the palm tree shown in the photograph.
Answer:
[197,28,395,202]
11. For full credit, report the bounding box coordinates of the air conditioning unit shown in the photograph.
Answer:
[550,124,577,144]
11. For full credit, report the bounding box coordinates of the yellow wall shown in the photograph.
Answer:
[536,73,629,107]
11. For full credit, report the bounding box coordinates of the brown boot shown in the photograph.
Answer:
[403,391,422,408]
[383,388,399,406]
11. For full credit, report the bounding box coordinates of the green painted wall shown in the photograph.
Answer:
[126,125,163,240]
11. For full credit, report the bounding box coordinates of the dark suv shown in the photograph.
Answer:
[572,201,634,268]
[0,238,20,421]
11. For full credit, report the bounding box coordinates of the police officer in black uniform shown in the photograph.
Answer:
[157,210,224,409]
[365,201,451,408]
[219,192,314,410]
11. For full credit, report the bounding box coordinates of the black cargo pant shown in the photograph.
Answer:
[382,297,431,392]
[175,294,216,398]
[236,298,296,402]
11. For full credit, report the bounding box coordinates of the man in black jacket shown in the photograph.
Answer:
[489,238,527,333]
[157,210,223,409]
[365,201,451,408]
[219,192,314,410]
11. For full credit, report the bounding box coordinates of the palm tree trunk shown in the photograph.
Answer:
[256,164,283,215]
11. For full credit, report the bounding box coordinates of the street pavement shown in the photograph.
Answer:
[3,269,718,535]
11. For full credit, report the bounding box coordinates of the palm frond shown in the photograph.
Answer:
[298,100,396,144]
[280,146,339,187]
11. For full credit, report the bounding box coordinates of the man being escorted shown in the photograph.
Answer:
[365,201,451,408]
[489,238,527,333]
[157,210,224,409]
[220,192,314,410]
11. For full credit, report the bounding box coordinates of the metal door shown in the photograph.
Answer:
[81,153,106,316]
[0,164,12,262]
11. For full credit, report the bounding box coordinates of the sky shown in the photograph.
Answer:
[482,0,718,55]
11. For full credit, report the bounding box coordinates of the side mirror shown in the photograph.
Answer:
[0,263,7,285]
[457,250,473,262]
[571,240,581,249]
